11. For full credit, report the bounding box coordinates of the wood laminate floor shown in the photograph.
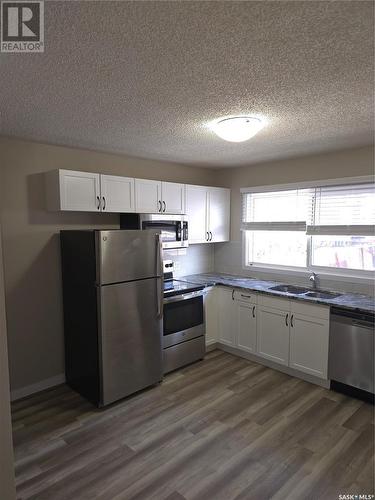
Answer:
[12,350,375,500]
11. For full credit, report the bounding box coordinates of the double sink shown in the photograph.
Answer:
[269,284,342,300]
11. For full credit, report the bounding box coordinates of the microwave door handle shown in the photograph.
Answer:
[183,222,188,241]
[176,221,182,241]
[156,234,164,318]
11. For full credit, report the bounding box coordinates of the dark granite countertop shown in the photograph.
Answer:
[180,273,375,314]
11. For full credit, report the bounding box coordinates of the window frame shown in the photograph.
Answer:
[241,176,375,282]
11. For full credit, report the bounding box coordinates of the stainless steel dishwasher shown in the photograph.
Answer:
[329,307,374,400]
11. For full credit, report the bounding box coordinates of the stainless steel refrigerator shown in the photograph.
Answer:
[60,229,163,407]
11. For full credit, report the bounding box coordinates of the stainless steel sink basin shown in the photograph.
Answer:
[305,290,342,299]
[269,284,310,294]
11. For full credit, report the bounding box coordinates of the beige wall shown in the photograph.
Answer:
[216,146,374,241]
[0,226,16,500]
[0,137,218,392]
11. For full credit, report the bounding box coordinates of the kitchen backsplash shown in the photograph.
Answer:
[164,244,214,277]
[214,241,375,297]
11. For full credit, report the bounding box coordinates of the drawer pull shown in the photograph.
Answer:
[241,294,252,299]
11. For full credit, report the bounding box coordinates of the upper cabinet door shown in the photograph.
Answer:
[100,175,135,213]
[185,185,208,243]
[161,182,185,214]
[59,170,101,212]
[135,179,162,214]
[208,188,230,243]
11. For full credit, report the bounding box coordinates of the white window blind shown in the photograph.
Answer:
[242,180,375,274]
[307,183,375,236]
[241,189,313,231]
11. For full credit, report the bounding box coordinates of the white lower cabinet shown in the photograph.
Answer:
[204,287,218,347]
[289,303,329,379]
[213,287,330,381]
[237,302,257,354]
[218,287,237,346]
[256,304,290,366]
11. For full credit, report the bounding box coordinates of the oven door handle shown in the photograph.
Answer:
[163,289,206,304]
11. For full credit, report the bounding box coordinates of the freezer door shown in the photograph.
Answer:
[97,230,161,285]
[99,278,163,406]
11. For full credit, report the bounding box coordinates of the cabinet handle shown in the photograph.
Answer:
[252,305,256,318]
[241,294,252,299]
[209,231,213,241]
[291,314,294,327]
[96,196,101,210]
[206,231,209,241]
[285,313,289,326]
[231,289,234,301]
[102,196,106,210]
[163,201,166,212]
[158,200,162,212]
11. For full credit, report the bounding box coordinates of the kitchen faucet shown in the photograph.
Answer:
[309,272,318,290]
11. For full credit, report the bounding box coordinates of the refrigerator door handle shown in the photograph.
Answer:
[156,233,164,318]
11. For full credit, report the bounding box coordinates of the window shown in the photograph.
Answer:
[242,182,375,277]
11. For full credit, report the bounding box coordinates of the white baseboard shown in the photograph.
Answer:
[205,341,218,352]
[10,373,66,402]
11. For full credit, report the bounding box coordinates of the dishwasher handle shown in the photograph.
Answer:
[331,307,375,326]
[352,320,375,330]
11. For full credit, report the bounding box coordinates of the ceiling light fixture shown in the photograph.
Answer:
[210,116,265,142]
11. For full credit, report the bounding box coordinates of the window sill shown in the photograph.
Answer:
[242,263,375,284]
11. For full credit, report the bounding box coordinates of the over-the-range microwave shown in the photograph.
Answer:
[120,213,188,249]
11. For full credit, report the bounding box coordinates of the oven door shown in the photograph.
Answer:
[163,291,205,348]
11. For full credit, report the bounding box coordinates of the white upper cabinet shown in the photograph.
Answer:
[46,169,101,212]
[161,182,185,214]
[185,185,230,244]
[134,179,161,214]
[100,175,135,213]
[208,187,230,242]
[185,185,208,243]
[46,170,229,228]
[134,179,185,214]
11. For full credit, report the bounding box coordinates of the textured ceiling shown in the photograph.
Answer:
[0,1,373,168]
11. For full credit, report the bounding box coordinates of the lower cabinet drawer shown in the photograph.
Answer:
[163,336,205,374]
[233,289,257,304]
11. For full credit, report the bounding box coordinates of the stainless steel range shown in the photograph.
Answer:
[162,260,206,373]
